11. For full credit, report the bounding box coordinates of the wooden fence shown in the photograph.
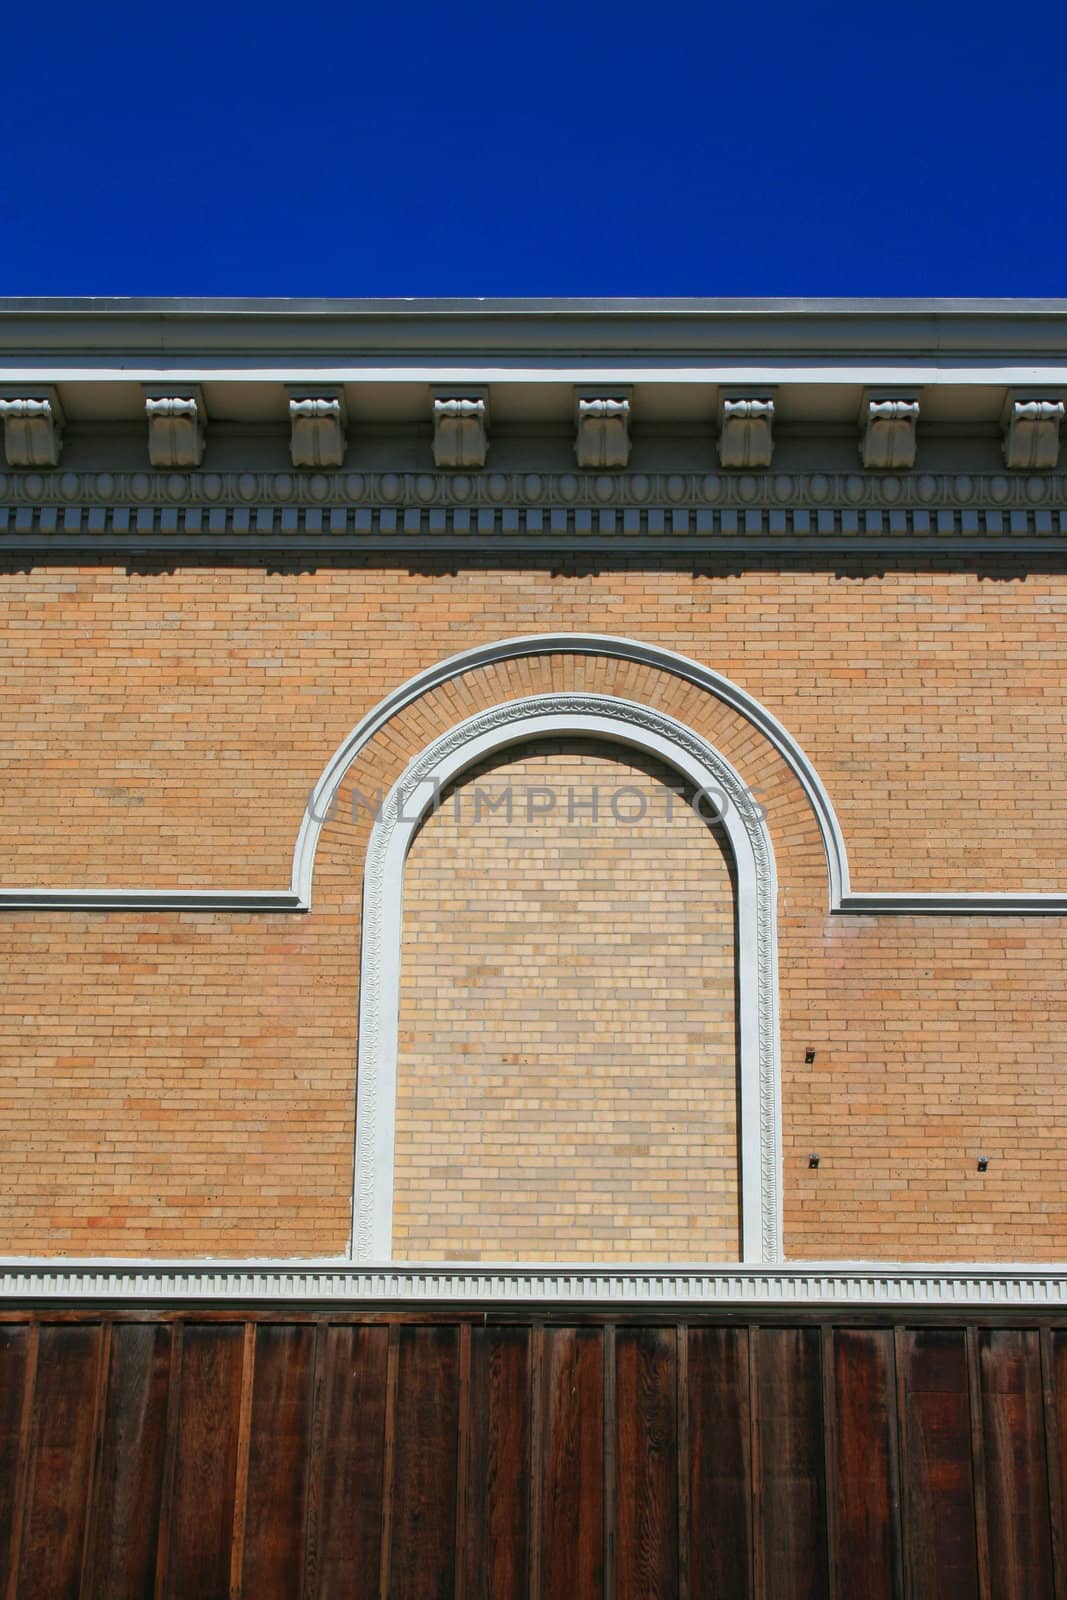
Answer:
[1,1309,1065,1597]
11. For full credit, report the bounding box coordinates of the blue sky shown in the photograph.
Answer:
[3,1,1065,297]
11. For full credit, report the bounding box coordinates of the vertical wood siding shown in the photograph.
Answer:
[0,1311,1065,1597]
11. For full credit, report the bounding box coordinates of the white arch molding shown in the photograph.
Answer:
[352,693,783,1265]
[295,631,848,910]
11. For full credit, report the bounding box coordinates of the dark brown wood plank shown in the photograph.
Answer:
[298,1320,328,1595]
[978,1329,1054,1600]
[614,1327,677,1600]
[240,1322,315,1600]
[540,1327,604,1600]
[454,1325,472,1600]
[387,1323,460,1600]
[832,1328,903,1600]
[900,1328,980,1600]
[821,1326,840,1600]
[86,1321,173,1600]
[675,1324,689,1600]
[687,1324,753,1599]
[750,1327,763,1600]
[77,1320,112,1599]
[379,1326,400,1600]
[152,1321,183,1600]
[464,1326,530,1600]
[604,1323,616,1600]
[228,1323,256,1598]
[162,1322,244,1600]
[313,1322,389,1598]
[757,1325,830,1600]
[18,1322,102,1600]
[1041,1328,1067,1600]
[528,1325,545,1600]
[965,1327,992,1600]
[0,1324,32,1594]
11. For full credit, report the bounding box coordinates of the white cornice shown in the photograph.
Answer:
[3,298,1067,373]
[0,1258,1065,1309]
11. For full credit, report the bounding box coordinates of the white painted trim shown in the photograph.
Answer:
[839,892,1067,916]
[1,1258,1066,1309]
[3,889,1066,917]
[0,889,305,912]
[351,694,782,1267]
[11,363,1067,385]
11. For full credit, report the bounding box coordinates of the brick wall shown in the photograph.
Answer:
[393,740,739,1262]
[1,555,1066,1260]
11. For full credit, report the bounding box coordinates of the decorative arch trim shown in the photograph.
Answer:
[352,692,782,1266]
[293,631,848,910]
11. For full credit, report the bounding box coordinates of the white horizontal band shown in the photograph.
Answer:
[839,892,1067,916]
[1,889,1065,915]
[0,889,305,912]
[1,1259,1065,1308]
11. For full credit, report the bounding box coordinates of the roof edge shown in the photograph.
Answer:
[2,295,1067,316]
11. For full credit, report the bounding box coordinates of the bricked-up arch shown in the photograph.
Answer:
[393,738,740,1262]
[294,631,847,911]
[352,694,782,1264]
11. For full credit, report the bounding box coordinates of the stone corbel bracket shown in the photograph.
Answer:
[860,391,920,470]
[431,387,489,469]
[1002,392,1065,470]
[143,385,206,468]
[0,387,64,467]
[719,392,775,469]
[575,388,632,469]
[287,386,348,468]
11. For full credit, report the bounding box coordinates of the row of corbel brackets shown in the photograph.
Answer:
[0,383,1064,472]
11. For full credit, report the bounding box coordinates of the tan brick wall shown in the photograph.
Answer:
[5,558,1066,891]
[0,911,356,1255]
[2,555,1067,1261]
[393,740,739,1262]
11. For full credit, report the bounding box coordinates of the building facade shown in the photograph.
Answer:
[1,298,1066,1595]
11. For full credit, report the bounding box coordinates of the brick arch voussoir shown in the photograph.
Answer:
[311,649,828,915]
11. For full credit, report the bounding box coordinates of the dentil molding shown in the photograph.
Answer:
[2,1258,1067,1308]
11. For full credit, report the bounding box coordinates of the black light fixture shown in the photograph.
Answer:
[977,1155,990,1173]
[805,1048,816,1064]
[808,1153,820,1169]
